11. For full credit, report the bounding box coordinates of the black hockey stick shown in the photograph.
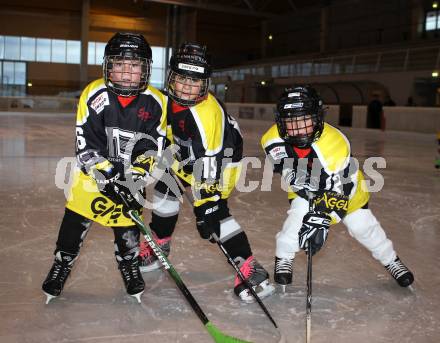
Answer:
[169,170,281,331]
[116,189,251,343]
[306,242,312,343]
[305,192,315,343]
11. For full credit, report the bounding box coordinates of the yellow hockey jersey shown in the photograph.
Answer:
[66,78,167,226]
[261,123,370,219]
[166,93,243,206]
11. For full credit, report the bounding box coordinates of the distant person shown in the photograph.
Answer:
[383,95,396,106]
[41,32,167,304]
[406,96,415,106]
[436,131,440,169]
[367,95,383,129]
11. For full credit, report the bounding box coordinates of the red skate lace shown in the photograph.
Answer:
[139,237,171,257]
[139,241,153,257]
[234,256,254,287]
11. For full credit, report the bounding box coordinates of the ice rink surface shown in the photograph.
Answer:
[0,112,439,343]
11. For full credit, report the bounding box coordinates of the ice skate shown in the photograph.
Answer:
[139,236,171,272]
[234,256,275,303]
[385,256,414,287]
[42,251,77,304]
[274,256,293,293]
[118,253,145,303]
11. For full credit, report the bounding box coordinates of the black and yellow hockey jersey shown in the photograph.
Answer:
[166,93,243,206]
[261,123,370,221]
[66,78,167,226]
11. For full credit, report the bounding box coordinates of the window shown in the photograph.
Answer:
[36,38,51,62]
[1,61,26,85]
[4,36,20,60]
[0,36,4,59]
[3,61,14,84]
[0,34,171,88]
[51,39,66,63]
[426,11,440,31]
[95,42,106,64]
[150,68,164,89]
[152,46,165,69]
[20,37,36,61]
[14,62,26,85]
[66,40,80,64]
[88,42,95,64]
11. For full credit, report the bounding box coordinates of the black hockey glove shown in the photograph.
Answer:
[299,211,331,256]
[193,201,221,243]
[92,164,141,211]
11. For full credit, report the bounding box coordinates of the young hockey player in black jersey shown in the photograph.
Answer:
[41,32,167,304]
[261,86,414,291]
[138,42,275,302]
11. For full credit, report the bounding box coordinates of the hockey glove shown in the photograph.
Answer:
[91,162,121,201]
[91,162,141,210]
[193,201,221,243]
[299,211,331,256]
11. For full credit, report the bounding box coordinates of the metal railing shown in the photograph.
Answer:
[213,45,440,81]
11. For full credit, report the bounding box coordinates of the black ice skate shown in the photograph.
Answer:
[42,251,77,304]
[233,256,275,303]
[274,256,294,293]
[138,236,171,272]
[385,256,414,287]
[118,253,145,303]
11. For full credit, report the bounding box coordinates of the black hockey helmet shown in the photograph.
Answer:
[275,86,325,148]
[167,42,212,106]
[103,32,152,96]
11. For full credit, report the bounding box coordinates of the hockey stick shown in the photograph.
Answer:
[306,243,312,343]
[168,170,281,332]
[117,190,251,343]
[305,192,314,343]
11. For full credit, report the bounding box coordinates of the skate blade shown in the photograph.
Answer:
[43,292,58,305]
[130,290,144,303]
[139,260,161,273]
[280,285,286,294]
[239,280,276,303]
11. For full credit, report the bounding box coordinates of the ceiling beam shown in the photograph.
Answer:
[286,0,297,11]
[242,0,255,11]
[143,0,277,18]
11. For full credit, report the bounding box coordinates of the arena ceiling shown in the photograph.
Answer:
[0,0,334,19]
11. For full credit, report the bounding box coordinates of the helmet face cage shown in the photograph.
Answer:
[104,55,151,97]
[275,87,325,148]
[103,33,152,97]
[166,42,212,106]
[167,70,210,106]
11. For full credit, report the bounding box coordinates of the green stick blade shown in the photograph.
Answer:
[205,322,253,343]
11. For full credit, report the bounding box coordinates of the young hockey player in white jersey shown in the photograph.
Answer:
[41,33,167,303]
[138,42,275,302]
[261,86,414,291]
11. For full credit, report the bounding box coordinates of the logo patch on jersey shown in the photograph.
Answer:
[269,146,288,160]
[90,197,130,224]
[178,119,185,132]
[137,107,152,121]
[178,63,205,73]
[90,93,109,114]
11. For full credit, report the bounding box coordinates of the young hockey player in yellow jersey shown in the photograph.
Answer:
[139,43,275,302]
[261,86,414,291]
[42,33,167,304]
